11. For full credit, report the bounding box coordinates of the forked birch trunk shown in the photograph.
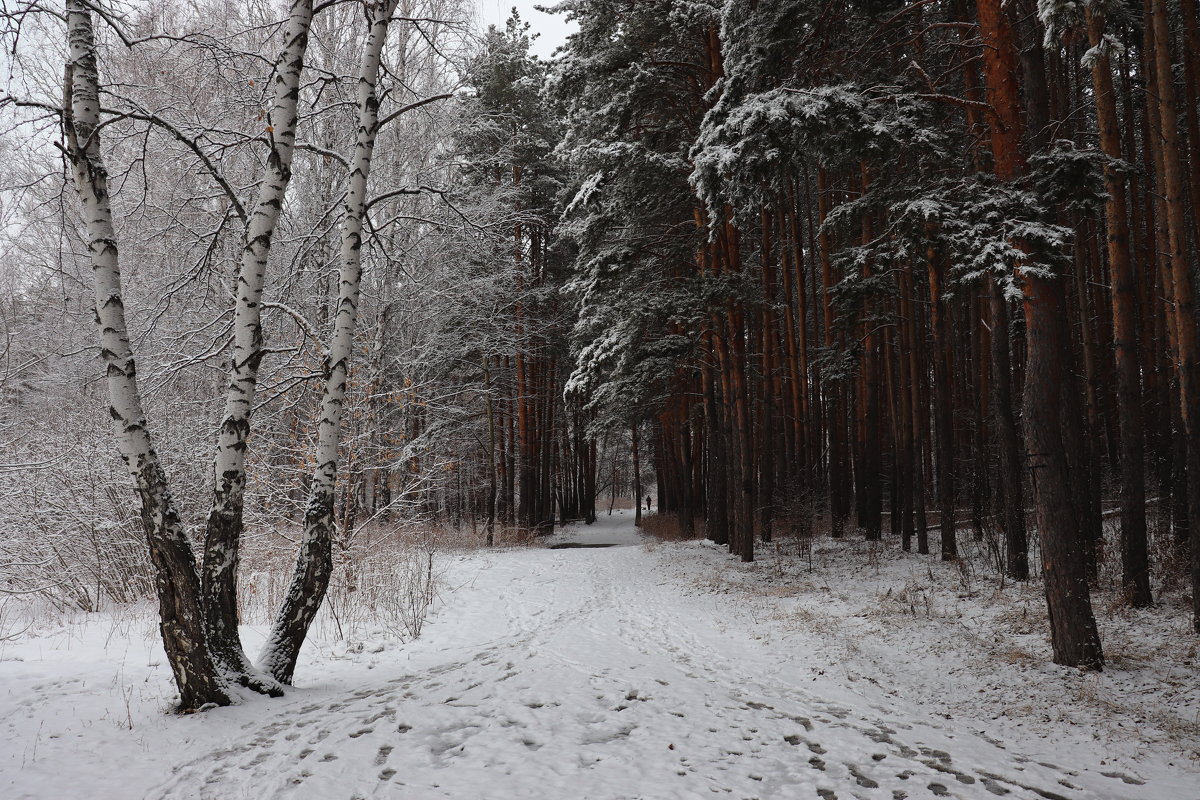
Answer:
[201,0,315,688]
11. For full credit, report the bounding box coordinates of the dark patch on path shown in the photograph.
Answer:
[547,542,621,549]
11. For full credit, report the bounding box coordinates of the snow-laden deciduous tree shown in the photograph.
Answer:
[260,0,403,686]
[1,0,470,709]
[193,0,317,696]
[59,0,235,710]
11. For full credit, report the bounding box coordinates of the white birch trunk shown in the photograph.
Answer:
[202,0,315,686]
[62,0,230,711]
[260,0,401,683]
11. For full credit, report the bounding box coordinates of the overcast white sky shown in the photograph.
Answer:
[475,0,577,60]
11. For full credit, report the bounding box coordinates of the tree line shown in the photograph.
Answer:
[551,0,1200,671]
[2,0,1198,712]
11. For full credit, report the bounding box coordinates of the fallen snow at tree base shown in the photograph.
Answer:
[2,511,1197,800]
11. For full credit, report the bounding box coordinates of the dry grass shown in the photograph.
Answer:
[487,525,548,549]
[638,513,704,542]
[237,521,500,642]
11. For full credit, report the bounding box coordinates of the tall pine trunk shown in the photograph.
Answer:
[1086,7,1151,606]
[1147,0,1200,633]
[632,423,643,527]
[991,286,1027,580]
[928,248,956,560]
[976,0,1103,668]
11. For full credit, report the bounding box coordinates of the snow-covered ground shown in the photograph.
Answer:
[2,511,1197,799]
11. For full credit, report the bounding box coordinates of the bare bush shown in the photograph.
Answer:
[0,413,154,612]
[640,513,688,542]
[376,531,440,640]
[240,521,449,646]
[773,480,821,564]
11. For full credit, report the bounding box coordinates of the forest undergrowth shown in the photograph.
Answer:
[642,511,1200,764]
[0,521,533,661]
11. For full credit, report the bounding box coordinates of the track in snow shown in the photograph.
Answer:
[147,513,1155,800]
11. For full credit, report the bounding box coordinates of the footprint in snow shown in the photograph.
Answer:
[846,764,879,788]
[1100,770,1145,785]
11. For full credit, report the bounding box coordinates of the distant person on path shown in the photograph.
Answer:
[646,495,652,511]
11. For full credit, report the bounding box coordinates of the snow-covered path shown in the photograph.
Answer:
[3,512,1192,799]
[150,514,1173,800]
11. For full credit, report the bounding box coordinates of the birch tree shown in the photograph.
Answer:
[261,0,403,685]
[4,0,474,704]
[60,0,230,711]
[200,0,315,690]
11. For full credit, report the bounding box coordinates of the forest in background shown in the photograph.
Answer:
[1,0,1199,710]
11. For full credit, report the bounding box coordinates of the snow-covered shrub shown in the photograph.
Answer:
[376,531,440,641]
[240,521,446,645]
[0,404,154,612]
